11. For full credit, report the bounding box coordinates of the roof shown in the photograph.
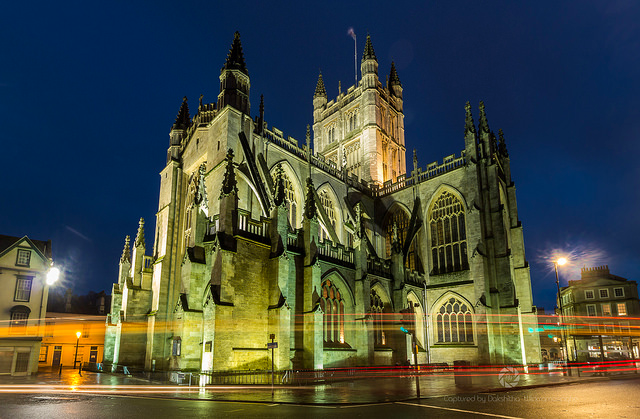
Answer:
[0,234,52,259]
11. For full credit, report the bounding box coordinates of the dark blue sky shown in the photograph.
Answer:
[2,1,639,311]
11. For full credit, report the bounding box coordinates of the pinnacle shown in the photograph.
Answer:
[464,101,476,135]
[478,101,490,134]
[362,34,377,61]
[134,218,145,248]
[120,235,131,264]
[222,31,248,75]
[389,62,401,86]
[172,96,190,131]
[314,72,327,98]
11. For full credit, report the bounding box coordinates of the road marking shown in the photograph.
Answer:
[396,402,524,419]
[341,402,394,408]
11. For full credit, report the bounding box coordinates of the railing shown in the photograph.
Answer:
[367,257,392,279]
[317,241,354,266]
[237,209,270,243]
[373,152,467,197]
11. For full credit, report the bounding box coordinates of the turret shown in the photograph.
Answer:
[360,34,378,89]
[168,97,190,163]
[118,235,131,286]
[218,32,250,114]
[131,218,146,287]
[388,62,403,100]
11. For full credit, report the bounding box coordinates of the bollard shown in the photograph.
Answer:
[58,364,63,376]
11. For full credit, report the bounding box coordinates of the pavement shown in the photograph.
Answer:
[1,366,638,405]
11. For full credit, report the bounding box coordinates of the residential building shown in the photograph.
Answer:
[559,265,640,361]
[104,32,540,373]
[0,235,54,375]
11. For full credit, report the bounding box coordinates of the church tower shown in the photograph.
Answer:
[218,31,250,115]
[312,34,406,186]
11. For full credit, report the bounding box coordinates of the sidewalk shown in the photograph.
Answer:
[1,367,638,405]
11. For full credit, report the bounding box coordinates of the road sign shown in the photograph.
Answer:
[267,342,278,349]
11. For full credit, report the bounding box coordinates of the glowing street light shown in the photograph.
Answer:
[554,257,571,375]
[74,331,82,375]
[46,266,60,286]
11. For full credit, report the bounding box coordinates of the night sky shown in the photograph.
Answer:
[2,1,639,312]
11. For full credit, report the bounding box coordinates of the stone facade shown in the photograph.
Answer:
[104,32,541,372]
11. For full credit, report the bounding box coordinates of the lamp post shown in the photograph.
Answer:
[554,257,571,376]
[74,331,82,375]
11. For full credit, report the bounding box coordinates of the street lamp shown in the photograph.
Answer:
[46,266,60,286]
[74,331,82,375]
[554,257,571,375]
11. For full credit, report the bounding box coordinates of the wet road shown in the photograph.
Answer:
[1,377,639,418]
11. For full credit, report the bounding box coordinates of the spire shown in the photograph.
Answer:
[120,235,131,264]
[134,218,145,248]
[172,96,190,130]
[389,61,401,86]
[220,149,238,197]
[314,72,327,98]
[222,31,248,75]
[498,129,509,157]
[478,101,490,134]
[304,177,317,220]
[273,164,285,207]
[362,34,377,61]
[464,101,476,135]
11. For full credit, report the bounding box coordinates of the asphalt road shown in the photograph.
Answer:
[1,377,639,418]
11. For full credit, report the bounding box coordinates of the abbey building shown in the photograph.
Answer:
[104,32,541,372]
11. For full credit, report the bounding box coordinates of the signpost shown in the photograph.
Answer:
[268,334,277,396]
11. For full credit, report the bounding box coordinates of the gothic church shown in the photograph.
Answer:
[104,32,541,372]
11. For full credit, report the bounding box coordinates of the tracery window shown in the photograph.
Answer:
[384,208,418,271]
[435,297,473,343]
[282,174,298,228]
[347,110,358,132]
[371,290,386,345]
[320,280,345,343]
[429,191,468,274]
[319,190,336,243]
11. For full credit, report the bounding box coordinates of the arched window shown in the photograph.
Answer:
[384,208,418,271]
[370,290,385,345]
[282,174,298,229]
[435,297,473,343]
[321,280,344,343]
[429,191,468,274]
[319,190,336,243]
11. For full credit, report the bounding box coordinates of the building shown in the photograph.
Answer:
[104,32,540,373]
[535,307,564,362]
[40,312,106,370]
[39,289,109,370]
[0,235,55,376]
[559,265,640,361]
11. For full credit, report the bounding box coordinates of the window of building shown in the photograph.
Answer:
[282,174,298,229]
[429,191,468,274]
[586,304,597,317]
[604,323,614,334]
[585,290,594,299]
[370,290,385,346]
[614,288,624,298]
[589,323,599,334]
[384,208,418,271]
[10,308,29,334]
[14,277,32,302]
[318,190,336,243]
[39,346,48,362]
[83,324,90,339]
[602,304,611,316]
[617,303,627,316]
[16,249,31,267]
[620,322,630,334]
[321,280,345,344]
[599,289,609,299]
[435,297,473,343]
[172,338,181,356]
